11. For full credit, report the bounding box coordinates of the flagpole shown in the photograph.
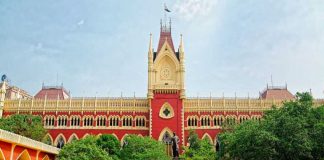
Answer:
[164,3,167,29]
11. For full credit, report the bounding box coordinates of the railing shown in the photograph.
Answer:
[153,84,180,90]
[3,98,149,113]
[0,129,59,154]
[184,98,324,112]
[3,97,324,113]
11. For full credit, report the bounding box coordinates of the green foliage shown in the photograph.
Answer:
[309,106,324,159]
[218,92,324,160]
[0,114,47,141]
[219,121,278,159]
[58,136,112,160]
[182,130,215,160]
[42,134,53,145]
[188,130,200,150]
[120,135,169,160]
[97,134,121,160]
[58,134,169,160]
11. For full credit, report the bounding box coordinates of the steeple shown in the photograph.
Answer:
[179,34,185,59]
[179,34,186,99]
[148,33,153,59]
[156,18,176,57]
[0,78,7,118]
[147,33,154,99]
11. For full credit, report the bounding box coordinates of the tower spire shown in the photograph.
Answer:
[179,34,184,53]
[0,80,7,118]
[179,34,186,99]
[157,17,175,54]
[147,33,154,99]
[149,33,153,53]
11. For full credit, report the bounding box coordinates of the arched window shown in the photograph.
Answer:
[70,116,81,126]
[57,116,67,127]
[162,131,172,144]
[57,136,65,148]
[187,116,198,127]
[251,115,262,122]
[83,116,94,127]
[238,115,249,123]
[68,134,79,143]
[109,116,119,126]
[96,116,107,126]
[122,116,133,127]
[202,133,213,145]
[213,116,224,126]
[135,117,146,127]
[200,116,211,126]
[44,116,55,127]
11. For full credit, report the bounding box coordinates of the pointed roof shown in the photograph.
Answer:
[260,85,294,100]
[34,85,70,100]
[156,19,176,55]
[157,30,175,54]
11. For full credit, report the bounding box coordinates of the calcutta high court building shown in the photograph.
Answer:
[1,17,324,152]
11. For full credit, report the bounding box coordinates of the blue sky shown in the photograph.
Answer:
[0,0,323,98]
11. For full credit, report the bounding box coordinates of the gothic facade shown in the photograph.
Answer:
[1,19,323,152]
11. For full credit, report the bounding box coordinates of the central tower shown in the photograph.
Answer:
[147,19,185,99]
[148,19,186,149]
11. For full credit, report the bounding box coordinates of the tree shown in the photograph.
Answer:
[58,136,112,160]
[219,121,278,159]
[218,92,324,160]
[182,130,216,160]
[0,114,47,141]
[188,130,200,150]
[308,103,324,159]
[262,92,313,159]
[97,134,121,160]
[120,135,169,160]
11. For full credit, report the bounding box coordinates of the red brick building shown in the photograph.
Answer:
[1,19,323,154]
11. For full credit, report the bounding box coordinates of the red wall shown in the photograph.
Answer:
[151,92,183,149]
[0,141,12,160]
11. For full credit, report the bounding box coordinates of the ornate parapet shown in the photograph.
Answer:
[3,97,149,113]
[184,98,324,112]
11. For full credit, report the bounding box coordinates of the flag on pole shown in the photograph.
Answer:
[164,3,171,12]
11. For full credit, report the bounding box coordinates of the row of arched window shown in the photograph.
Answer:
[83,116,93,126]
[97,116,106,126]
[44,116,55,126]
[187,115,262,127]
[58,116,68,126]
[71,116,81,126]
[135,117,146,127]
[122,116,133,126]
[44,116,146,127]
[110,116,119,126]
[201,116,211,126]
[48,133,138,149]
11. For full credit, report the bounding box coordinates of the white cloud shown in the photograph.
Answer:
[77,19,84,26]
[173,0,218,21]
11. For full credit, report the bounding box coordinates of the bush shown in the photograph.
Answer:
[0,114,47,141]
[182,130,216,160]
[97,134,121,159]
[120,135,169,160]
[58,136,112,160]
